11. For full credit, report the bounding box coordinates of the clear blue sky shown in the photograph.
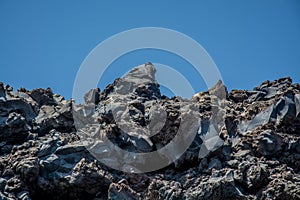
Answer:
[1,0,300,99]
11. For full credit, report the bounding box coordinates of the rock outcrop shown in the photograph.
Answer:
[0,63,299,199]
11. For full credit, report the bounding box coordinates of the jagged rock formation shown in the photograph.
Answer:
[0,63,299,199]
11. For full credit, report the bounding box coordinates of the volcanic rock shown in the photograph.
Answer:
[0,63,299,199]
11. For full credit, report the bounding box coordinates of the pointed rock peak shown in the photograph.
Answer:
[208,80,228,99]
[192,80,228,101]
[100,63,161,100]
[123,62,157,84]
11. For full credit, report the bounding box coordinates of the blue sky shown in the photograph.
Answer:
[0,0,300,99]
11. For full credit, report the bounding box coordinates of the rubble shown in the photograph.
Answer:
[0,63,299,199]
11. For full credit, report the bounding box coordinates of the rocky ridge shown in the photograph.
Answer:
[0,63,299,199]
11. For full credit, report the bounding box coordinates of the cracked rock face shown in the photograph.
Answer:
[0,63,300,199]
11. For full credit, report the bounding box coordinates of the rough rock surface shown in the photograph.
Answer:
[0,63,299,199]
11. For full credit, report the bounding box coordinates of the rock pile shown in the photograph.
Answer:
[0,63,299,199]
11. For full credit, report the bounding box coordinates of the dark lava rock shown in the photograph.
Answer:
[108,182,140,200]
[29,88,57,106]
[84,88,100,104]
[0,63,299,199]
[257,130,284,156]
